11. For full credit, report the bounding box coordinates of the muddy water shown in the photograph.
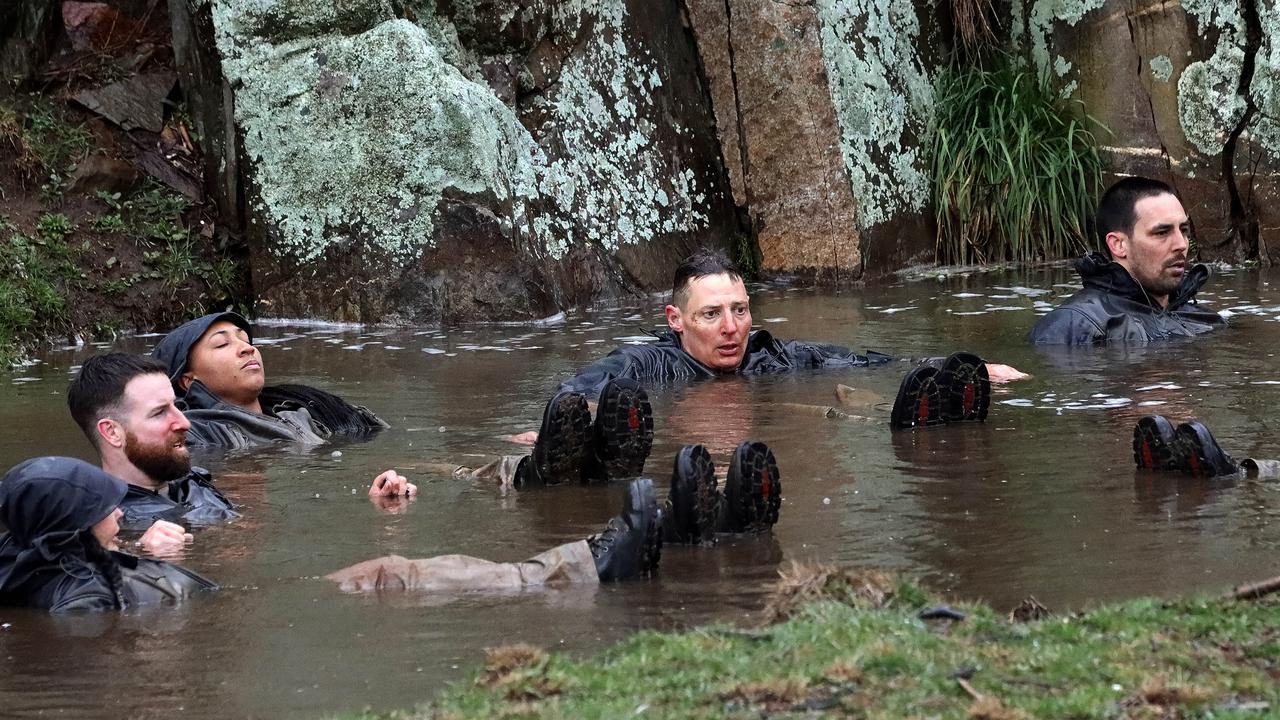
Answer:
[3,265,1280,718]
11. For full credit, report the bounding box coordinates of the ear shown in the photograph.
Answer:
[179,371,195,392]
[664,304,684,334]
[95,417,126,450]
[1105,231,1128,260]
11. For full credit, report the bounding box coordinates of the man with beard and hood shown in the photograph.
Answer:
[149,312,389,449]
[0,457,217,612]
[68,353,415,524]
[1029,176,1227,345]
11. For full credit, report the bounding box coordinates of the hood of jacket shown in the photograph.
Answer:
[1075,251,1211,312]
[150,312,253,395]
[0,457,126,595]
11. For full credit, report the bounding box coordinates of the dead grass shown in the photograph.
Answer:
[718,678,809,710]
[477,644,562,702]
[968,695,1030,720]
[764,561,898,623]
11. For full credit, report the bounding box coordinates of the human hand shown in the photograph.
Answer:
[137,520,194,557]
[508,430,539,445]
[369,469,418,497]
[985,363,1030,383]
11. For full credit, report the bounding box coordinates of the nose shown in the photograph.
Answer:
[1173,228,1189,254]
[236,339,256,356]
[170,406,191,431]
[720,312,740,335]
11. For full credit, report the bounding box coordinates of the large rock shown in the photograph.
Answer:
[182,0,737,323]
[685,0,940,281]
[0,0,60,86]
[1019,0,1280,264]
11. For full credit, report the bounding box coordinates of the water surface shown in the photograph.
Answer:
[2,265,1278,718]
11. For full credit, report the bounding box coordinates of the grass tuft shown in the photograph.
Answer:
[764,561,900,623]
[931,57,1104,265]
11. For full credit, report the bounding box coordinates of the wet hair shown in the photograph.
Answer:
[671,248,743,309]
[1096,176,1177,246]
[82,533,126,609]
[68,353,170,448]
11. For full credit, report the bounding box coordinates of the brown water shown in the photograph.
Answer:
[2,265,1279,718]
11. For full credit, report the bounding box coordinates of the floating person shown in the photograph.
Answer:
[0,457,218,612]
[150,312,389,448]
[69,352,414,526]
[1030,176,1227,345]
[515,248,1026,486]
[327,477,664,592]
[1132,415,1280,479]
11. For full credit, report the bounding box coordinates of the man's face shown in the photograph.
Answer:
[1110,193,1190,303]
[665,273,752,371]
[182,320,265,402]
[119,373,192,482]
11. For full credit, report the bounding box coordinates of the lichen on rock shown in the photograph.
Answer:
[1176,1,1245,156]
[815,0,933,230]
[1012,0,1105,96]
[1150,55,1174,83]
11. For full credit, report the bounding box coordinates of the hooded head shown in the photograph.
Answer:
[150,312,256,399]
[0,457,126,547]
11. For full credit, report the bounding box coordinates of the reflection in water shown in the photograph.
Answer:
[3,266,1280,717]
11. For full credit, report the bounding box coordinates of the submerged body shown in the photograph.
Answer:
[0,457,216,613]
[1030,252,1226,345]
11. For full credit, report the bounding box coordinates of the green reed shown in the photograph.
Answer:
[931,60,1104,264]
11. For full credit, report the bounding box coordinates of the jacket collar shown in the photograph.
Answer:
[1075,251,1211,311]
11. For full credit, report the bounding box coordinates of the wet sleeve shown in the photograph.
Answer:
[1027,308,1104,345]
[49,586,117,613]
[556,350,638,398]
[182,415,252,449]
[781,340,894,368]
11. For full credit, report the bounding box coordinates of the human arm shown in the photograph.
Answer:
[136,520,194,557]
[369,469,417,513]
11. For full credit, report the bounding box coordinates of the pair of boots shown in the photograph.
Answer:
[516,379,654,488]
[664,442,782,544]
[1133,415,1239,477]
[585,441,785,581]
[890,352,991,430]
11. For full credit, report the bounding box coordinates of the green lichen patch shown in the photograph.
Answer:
[1150,54,1174,83]
[816,0,934,230]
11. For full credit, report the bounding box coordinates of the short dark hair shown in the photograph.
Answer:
[68,353,169,448]
[671,248,743,308]
[1096,176,1177,245]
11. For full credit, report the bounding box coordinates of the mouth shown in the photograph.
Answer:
[1166,260,1186,275]
[716,343,741,356]
[241,360,262,370]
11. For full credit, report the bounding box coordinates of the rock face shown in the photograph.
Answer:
[683,0,940,281]
[177,0,737,323]
[1020,0,1280,264]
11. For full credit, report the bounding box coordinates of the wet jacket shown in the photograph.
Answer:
[179,380,388,449]
[559,329,892,397]
[0,457,216,613]
[1029,252,1226,345]
[118,467,239,530]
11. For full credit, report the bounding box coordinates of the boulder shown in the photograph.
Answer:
[67,154,142,194]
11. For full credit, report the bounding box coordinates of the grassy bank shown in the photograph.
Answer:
[345,566,1280,719]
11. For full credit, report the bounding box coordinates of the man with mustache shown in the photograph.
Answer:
[1030,176,1227,344]
[67,353,238,555]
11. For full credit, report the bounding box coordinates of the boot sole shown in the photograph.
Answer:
[534,391,593,484]
[938,352,990,423]
[1175,421,1237,478]
[890,366,944,430]
[669,444,720,544]
[725,441,781,533]
[1132,415,1178,470]
[595,380,654,479]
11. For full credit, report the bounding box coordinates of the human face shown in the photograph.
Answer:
[182,320,265,405]
[1109,193,1190,306]
[665,273,752,371]
[120,373,192,482]
[90,507,123,551]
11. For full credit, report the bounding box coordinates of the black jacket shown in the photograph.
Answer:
[180,380,388,449]
[559,329,892,397]
[118,467,239,530]
[1028,252,1227,345]
[0,457,216,613]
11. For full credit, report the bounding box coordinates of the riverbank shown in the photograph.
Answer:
[343,565,1280,719]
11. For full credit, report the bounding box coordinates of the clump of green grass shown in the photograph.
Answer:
[0,218,83,361]
[0,97,93,200]
[931,58,1104,265]
[346,572,1280,720]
